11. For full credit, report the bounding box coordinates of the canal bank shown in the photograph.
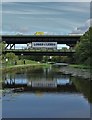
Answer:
[1,63,50,73]
[60,65,91,80]
[1,63,91,80]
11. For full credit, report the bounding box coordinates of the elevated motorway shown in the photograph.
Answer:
[3,49,75,56]
[2,35,81,45]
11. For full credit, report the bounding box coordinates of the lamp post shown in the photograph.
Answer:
[5,58,8,67]
[21,53,23,64]
[50,56,52,61]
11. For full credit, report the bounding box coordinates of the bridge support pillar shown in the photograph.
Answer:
[10,44,15,49]
[5,44,9,49]
[5,44,15,50]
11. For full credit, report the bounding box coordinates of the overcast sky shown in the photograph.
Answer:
[1,2,90,35]
[2,0,92,2]
[1,2,91,48]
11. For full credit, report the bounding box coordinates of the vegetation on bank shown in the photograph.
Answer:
[74,27,91,66]
[69,27,91,70]
[69,64,90,69]
[0,27,91,69]
[2,59,39,67]
[1,60,50,73]
[71,77,91,103]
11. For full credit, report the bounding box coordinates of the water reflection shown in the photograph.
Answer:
[2,67,91,102]
[71,77,91,103]
[3,67,78,93]
[3,66,71,85]
[2,66,91,118]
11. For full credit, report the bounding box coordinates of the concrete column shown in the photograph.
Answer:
[5,44,9,49]
[10,44,15,49]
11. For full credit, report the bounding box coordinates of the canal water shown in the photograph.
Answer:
[2,66,91,118]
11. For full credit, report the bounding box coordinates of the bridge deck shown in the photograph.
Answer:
[2,35,81,44]
[3,49,75,56]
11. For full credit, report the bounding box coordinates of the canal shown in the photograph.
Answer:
[2,66,91,118]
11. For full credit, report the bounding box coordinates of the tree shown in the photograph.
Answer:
[61,47,68,51]
[75,27,91,65]
[51,56,71,63]
[0,41,6,52]
[5,53,18,64]
[0,41,6,63]
[43,56,49,62]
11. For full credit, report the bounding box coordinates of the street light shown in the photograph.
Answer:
[5,58,8,62]
[21,53,23,64]
[21,53,23,56]
[50,56,52,59]
[5,58,8,67]
[49,56,52,62]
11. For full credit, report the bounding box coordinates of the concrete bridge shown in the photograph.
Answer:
[2,35,81,49]
[3,49,75,56]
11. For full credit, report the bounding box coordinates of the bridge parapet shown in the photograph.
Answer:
[2,35,81,45]
[3,49,75,56]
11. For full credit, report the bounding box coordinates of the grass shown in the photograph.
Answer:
[4,63,50,69]
[0,60,50,73]
[2,60,38,67]
[69,64,90,69]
